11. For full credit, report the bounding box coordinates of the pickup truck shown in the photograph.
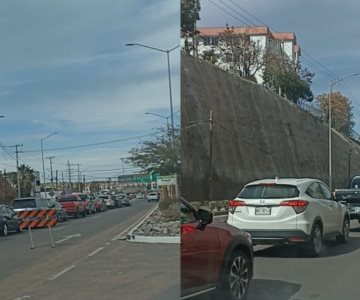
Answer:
[58,194,86,218]
[334,176,360,223]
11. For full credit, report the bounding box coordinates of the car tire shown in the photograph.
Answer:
[74,209,80,218]
[82,210,87,217]
[305,222,323,257]
[0,223,8,237]
[220,249,251,300]
[336,217,350,243]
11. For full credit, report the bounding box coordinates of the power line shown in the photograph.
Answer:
[22,133,156,153]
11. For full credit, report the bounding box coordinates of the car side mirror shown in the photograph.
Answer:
[196,208,213,229]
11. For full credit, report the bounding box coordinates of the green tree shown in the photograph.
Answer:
[217,26,264,82]
[8,164,35,197]
[128,127,180,175]
[181,0,201,54]
[262,53,314,103]
[317,92,354,136]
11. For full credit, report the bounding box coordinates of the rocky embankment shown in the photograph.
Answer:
[132,206,180,237]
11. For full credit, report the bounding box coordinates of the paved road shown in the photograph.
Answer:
[0,198,180,300]
[190,220,360,300]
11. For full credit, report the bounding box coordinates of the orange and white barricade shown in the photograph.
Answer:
[17,208,58,230]
[17,209,58,249]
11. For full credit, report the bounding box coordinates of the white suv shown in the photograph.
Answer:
[227,178,350,256]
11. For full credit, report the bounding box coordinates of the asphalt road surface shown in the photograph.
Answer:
[190,220,360,300]
[0,198,180,300]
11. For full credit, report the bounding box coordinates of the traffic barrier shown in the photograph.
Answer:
[16,209,58,249]
[17,209,58,229]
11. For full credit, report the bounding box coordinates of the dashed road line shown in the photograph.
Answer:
[48,265,76,281]
[87,247,105,257]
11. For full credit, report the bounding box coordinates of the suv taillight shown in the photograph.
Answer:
[228,200,246,214]
[279,200,309,214]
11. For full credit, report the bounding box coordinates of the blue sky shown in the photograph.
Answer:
[0,0,180,182]
[198,0,360,130]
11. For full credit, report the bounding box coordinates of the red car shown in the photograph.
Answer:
[181,198,254,300]
[58,194,86,218]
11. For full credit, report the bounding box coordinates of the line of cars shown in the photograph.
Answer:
[181,177,352,299]
[0,192,134,237]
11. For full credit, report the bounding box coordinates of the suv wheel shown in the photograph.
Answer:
[220,249,251,300]
[305,222,323,257]
[336,217,350,243]
[0,223,8,236]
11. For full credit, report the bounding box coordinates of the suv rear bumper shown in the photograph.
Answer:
[246,230,311,245]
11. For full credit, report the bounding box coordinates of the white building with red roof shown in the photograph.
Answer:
[182,25,300,84]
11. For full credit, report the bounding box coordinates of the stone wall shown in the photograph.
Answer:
[181,53,360,202]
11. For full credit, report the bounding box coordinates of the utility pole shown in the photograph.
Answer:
[46,156,55,191]
[75,164,81,192]
[62,172,65,193]
[208,110,214,203]
[55,170,58,190]
[15,144,23,198]
[4,169,8,202]
[67,161,72,190]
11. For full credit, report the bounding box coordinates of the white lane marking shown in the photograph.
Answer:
[91,215,102,219]
[111,206,157,241]
[55,233,82,244]
[48,265,76,280]
[53,226,67,232]
[105,242,111,245]
[111,223,136,241]
[87,247,105,257]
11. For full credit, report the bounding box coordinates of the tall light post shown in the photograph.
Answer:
[145,112,170,130]
[328,73,359,190]
[41,132,58,197]
[125,43,179,147]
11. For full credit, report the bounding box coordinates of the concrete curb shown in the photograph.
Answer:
[127,204,180,244]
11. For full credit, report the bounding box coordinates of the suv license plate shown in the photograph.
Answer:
[255,206,271,215]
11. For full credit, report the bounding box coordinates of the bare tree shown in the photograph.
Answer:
[217,26,265,82]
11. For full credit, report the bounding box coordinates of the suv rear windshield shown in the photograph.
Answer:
[12,199,36,209]
[239,184,299,199]
[59,195,78,202]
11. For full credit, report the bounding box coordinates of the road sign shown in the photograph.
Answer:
[157,175,177,186]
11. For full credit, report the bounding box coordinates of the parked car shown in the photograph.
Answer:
[48,200,68,222]
[58,194,86,218]
[11,197,49,212]
[0,205,22,236]
[181,198,253,300]
[94,196,107,212]
[136,193,144,200]
[78,194,97,214]
[227,178,350,256]
[120,196,132,207]
[147,192,160,202]
[97,195,115,209]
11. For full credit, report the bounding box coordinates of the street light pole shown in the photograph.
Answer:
[41,132,58,197]
[125,43,179,147]
[328,73,359,190]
